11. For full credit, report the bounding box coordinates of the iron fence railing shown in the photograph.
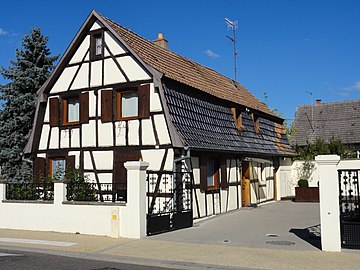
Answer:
[66,182,126,202]
[6,182,54,201]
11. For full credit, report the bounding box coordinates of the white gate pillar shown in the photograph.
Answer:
[0,182,6,203]
[123,161,149,239]
[315,155,341,252]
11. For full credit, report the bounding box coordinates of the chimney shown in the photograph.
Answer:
[153,33,168,49]
[316,99,321,104]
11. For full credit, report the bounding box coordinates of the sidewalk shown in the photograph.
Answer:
[0,228,360,270]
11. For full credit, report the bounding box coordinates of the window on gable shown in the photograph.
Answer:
[63,97,80,124]
[49,92,89,127]
[90,30,104,60]
[117,91,139,119]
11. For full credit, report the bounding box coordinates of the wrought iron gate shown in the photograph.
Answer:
[338,169,360,249]
[146,170,193,235]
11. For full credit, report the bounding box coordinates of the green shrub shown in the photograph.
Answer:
[66,169,97,201]
[298,179,309,188]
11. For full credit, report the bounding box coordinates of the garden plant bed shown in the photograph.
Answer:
[295,187,319,202]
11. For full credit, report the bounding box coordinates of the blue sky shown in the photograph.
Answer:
[1,0,359,121]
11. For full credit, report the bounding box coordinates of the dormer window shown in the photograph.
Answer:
[90,30,103,60]
[231,108,244,131]
[252,113,261,133]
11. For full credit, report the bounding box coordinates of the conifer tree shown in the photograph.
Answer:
[0,28,58,182]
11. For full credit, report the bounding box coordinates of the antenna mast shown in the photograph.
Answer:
[225,18,238,81]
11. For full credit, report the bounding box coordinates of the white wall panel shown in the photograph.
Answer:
[90,60,102,87]
[153,114,171,145]
[141,119,156,145]
[191,157,200,185]
[128,120,139,145]
[150,84,162,112]
[68,151,80,168]
[97,173,113,184]
[83,151,92,170]
[98,121,113,147]
[104,31,126,55]
[93,151,113,170]
[71,128,80,148]
[104,58,126,85]
[88,91,96,118]
[60,130,70,148]
[70,63,89,90]
[44,103,50,122]
[49,127,59,149]
[69,36,90,65]
[39,124,50,150]
[117,56,150,81]
[82,120,96,147]
[115,121,126,146]
[51,66,78,93]
[37,153,46,158]
[140,149,165,171]
[90,21,102,31]
[163,149,174,171]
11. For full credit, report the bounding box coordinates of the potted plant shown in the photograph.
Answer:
[295,160,319,202]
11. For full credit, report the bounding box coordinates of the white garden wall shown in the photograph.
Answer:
[0,161,148,239]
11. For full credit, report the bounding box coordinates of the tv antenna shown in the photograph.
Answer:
[225,18,238,81]
[306,91,314,132]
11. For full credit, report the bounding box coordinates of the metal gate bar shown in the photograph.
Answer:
[146,171,192,235]
[338,169,360,249]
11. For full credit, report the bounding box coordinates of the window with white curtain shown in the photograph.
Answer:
[67,98,79,123]
[95,36,102,55]
[121,92,138,118]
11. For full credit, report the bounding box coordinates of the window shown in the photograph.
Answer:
[50,158,66,181]
[231,107,244,131]
[95,35,102,56]
[63,97,80,125]
[252,113,261,133]
[49,92,89,127]
[116,91,139,119]
[207,159,217,188]
[90,30,103,60]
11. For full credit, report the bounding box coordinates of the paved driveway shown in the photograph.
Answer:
[150,201,321,251]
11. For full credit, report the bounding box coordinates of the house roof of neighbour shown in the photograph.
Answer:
[291,99,360,147]
[101,15,277,118]
[164,80,296,156]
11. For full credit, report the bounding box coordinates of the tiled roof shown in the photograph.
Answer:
[164,81,295,156]
[102,16,275,117]
[292,100,360,146]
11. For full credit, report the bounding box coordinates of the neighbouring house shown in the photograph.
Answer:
[292,99,360,158]
[24,10,295,232]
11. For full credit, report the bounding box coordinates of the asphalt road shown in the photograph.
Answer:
[0,249,179,270]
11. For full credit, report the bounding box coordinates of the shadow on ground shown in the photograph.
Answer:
[290,224,321,250]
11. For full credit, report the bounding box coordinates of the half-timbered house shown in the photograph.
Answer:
[25,10,295,233]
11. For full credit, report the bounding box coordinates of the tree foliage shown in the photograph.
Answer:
[0,28,58,182]
[295,138,356,160]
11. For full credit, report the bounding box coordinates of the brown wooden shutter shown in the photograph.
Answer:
[33,157,46,183]
[79,92,89,124]
[220,158,228,189]
[49,97,60,127]
[138,84,150,119]
[101,90,113,122]
[200,157,207,192]
[66,155,76,175]
[113,150,141,185]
